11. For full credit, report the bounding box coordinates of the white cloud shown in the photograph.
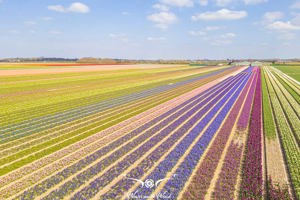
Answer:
[192,9,247,21]
[291,13,300,25]
[211,39,232,46]
[199,0,208,6]
[267,21,300,31]
[189,30,207,36]
[204,26,222,31]
[68,2,90,13]
[153,4,169,11]
[263,12,284,23]
[24,21,37,25]
[160,0,194,7]
[147,36,166,41]
[48,2,90,14]
[29,30,36,34]
[291,1,300,9]
[147,11,178,30]
[109,33,129,42]
[215,0,235,7]
[42,17,53,21]
[277,32,296,40]
[50,30,62,35]
[243,0,267,5]
[9,30,19,34]
[48,5,66,12]
[213,0,267,6]
[221,32,236,38]
[121,11,130,15]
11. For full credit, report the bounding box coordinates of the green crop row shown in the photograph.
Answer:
[261,70,277,139]
[266,68,300,144]
[264,67,300,199]
[274,65,300,82]
[273,73,300,104]
[270,71,300,117]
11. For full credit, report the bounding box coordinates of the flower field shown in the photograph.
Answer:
[0,63,299,200]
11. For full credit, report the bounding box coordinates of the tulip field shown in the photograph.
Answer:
[0,63,299,200]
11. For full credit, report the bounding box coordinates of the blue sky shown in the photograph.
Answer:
[0,0,300,59]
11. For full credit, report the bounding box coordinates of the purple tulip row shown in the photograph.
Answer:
[240,68,263,200]
[180,68,256,200]
[70,71,249,200]
[96,70,250,200]
[210,68,258,199]
[15,68,241,200]
[212,142,243,199]
[237,68,259,130]
[127,69,252,199]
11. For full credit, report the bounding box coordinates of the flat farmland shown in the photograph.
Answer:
[274,65,300,82]
[0,63,299,200]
